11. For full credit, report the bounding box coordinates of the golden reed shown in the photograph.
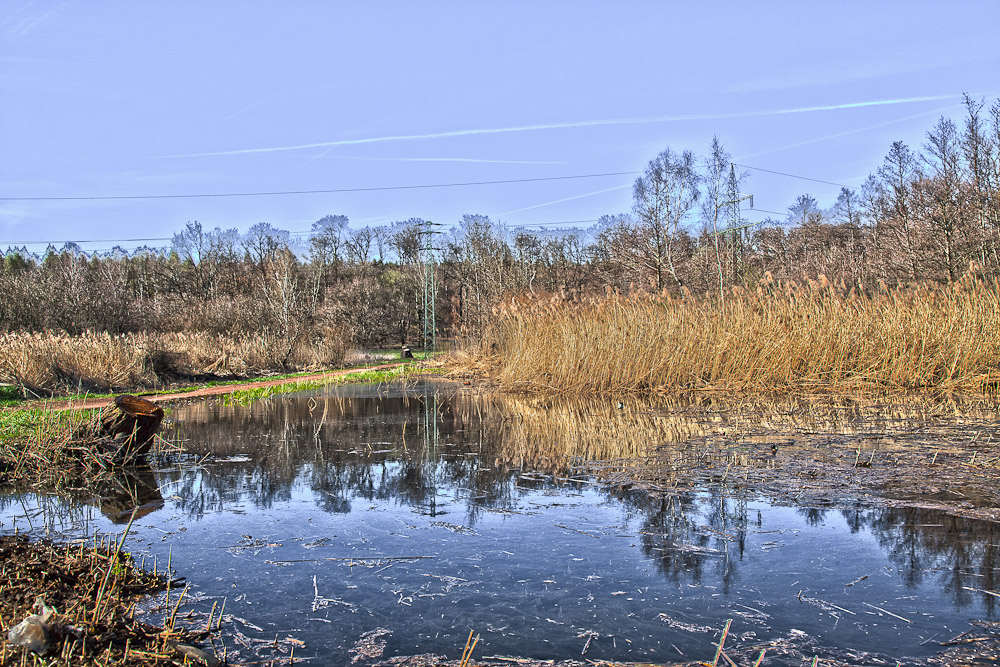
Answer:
[0,329,347,396]
[462,274,1000,395]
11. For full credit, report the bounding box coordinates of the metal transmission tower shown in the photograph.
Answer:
[720,165,755,300]
[420,220,442,352]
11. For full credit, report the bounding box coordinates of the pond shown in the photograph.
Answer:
[3,379,1000,665]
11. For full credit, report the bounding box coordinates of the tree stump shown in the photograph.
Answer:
[96,395,164,464]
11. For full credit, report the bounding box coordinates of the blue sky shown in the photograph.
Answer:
[2,1,999,253]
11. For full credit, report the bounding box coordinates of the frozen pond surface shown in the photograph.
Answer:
[3,380,1000,665]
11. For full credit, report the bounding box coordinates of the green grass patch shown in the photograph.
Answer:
[0,407,97,483]
[0,407,95,445]
[0,363,404,408]
[222,362,440,406]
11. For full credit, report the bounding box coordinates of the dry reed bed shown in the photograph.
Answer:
[0,330,347,397]
[468,277,1000,395]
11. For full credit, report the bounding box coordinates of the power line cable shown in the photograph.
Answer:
[5,165,839,248]
[6,236,174,245]
[0,171,639,202]
[503,218,601,227]
[742,207,789,217]
[733,164,856,190]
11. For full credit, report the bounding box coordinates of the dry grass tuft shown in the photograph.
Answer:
[463,276,1000,395]
[0,329,349,397]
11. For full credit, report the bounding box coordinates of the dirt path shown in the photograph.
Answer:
[27,361,409,412]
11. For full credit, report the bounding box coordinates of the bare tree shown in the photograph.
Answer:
[877,141,920,279]
[700,137,745,296]
[786,194,823,227]
[831,187,866,280]
[310,215,349,273]
[633,148,700,289]
[244,223,291,280]
[961,94,998,268]
[345,227,374,265]
[513,231,542,292]
[387,218,423,265]
[919,116,969,281]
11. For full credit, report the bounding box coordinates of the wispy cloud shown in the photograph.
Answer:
[734,103,961,162]
[0,0,71,39]
[500,184,631,216]
[314,155,566,165]
[728,56,1000,95]
[157,94,962,159]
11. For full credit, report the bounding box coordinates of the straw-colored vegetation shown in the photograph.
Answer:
[462,275,1000,395]
[0,329,348,398]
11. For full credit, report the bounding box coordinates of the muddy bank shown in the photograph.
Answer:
[1,533,222,666]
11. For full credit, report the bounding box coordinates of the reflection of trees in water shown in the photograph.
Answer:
[607,486,751,591]
[0,466,164,529]
[840,505,1000,616]
[166,385,1000,514]
[166,390,527,520]
[158,383,1000,602]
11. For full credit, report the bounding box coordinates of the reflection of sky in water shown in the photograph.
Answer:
[2,380,999,665]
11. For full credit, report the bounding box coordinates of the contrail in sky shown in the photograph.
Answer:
[315,155,567,165]
[158,94,960,159]
[734,104,961,161]
[500,184,631,216]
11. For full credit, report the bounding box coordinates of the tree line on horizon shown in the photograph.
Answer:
[2,94,999,353]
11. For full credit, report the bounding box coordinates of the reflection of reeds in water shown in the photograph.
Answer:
[466,390,1000,470]
[173,385,1000,479]
[471,393,678,465]
[163,384,1000,608]
[166,383,1000,530]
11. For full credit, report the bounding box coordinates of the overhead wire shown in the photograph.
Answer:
[0,170,639,202]
[733,163,857,190]
[2,217,618,248]
[4,162,866,249]
[742,207,789,217]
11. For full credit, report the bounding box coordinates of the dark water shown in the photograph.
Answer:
[3,380,1000,665]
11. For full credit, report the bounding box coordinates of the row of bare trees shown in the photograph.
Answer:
[598,95,1000,292]
[3,96,1000,351]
